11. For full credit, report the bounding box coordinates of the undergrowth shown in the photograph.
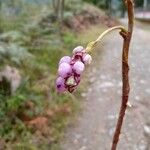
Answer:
[0,1,106,149]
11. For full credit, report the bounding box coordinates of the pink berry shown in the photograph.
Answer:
[58,63,72,78]
[59,56,71,65]
[73,46,84,54]
[56,77,66,92]
[73,61,85,75]
[83,54,92,65]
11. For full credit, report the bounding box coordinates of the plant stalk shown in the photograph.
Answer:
[86,26,127,53]
[111,0,134,150]
[85,1,134,149]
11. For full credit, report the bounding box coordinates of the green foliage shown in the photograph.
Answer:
[83,0,150,13]
[65,0,83,14]
[0,31,28,44]
[63,32,76,48]
[7,94,26,111]
[0,43,33,66]
[0,0,106,149]
[0,8,79,150]
[83,0,109,9]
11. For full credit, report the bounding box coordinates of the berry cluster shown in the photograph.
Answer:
[56,46,92,93]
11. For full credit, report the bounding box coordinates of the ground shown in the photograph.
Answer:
[60,20,150,150]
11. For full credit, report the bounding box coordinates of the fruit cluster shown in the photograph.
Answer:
[56,46,92,93]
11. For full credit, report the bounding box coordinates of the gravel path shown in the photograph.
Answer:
[61,22,150,150]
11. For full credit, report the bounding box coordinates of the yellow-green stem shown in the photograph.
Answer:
[95,26,126,42]
[86,26,127,53]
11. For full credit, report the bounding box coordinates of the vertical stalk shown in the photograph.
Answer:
[0,0,2,33]
[111,0,134,150]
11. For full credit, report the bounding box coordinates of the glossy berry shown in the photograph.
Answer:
[56,45,92,93]
[58,63,72,78]
[59,56,71,65]
[83,54,92,65]
[73,46,84,54]
[73,61,85,75]
[56,77,66,92]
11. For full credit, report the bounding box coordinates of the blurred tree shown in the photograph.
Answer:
[135,0,144,7]
[52,0,65,22]
[0,0,2,33]
[52,0,60,19]
[119,1,126,17]
[83,0,109,9]
[60,0,65,24]
[52,0,65,36]
[134,0,150,13]
[108,0,112,15]
[83,0,150,15]
[143,0,147,11]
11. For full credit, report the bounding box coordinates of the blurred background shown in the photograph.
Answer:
[0,0,150,149]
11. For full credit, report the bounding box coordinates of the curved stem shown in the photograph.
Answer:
[86,26,127,53]
[95,26,126,43]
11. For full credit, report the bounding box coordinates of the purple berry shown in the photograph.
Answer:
[59,56,71,65]
[58,62,72,78]
[73,61,85,75]
[73,46,84,54]
[56,45,91,93]
[83,54,92,65]
[56,77,66,92]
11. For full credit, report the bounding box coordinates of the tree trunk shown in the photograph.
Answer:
[60,0,65,23]
[52,0,60,19]
[0,0,2,33]
[143,0,147,11]
[108,0,112,16]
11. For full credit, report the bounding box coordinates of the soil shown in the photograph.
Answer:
[61,20,150,150]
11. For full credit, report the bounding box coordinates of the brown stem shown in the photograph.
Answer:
[111,0,134,150]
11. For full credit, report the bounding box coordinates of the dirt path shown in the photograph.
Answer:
[61,22,150,150]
